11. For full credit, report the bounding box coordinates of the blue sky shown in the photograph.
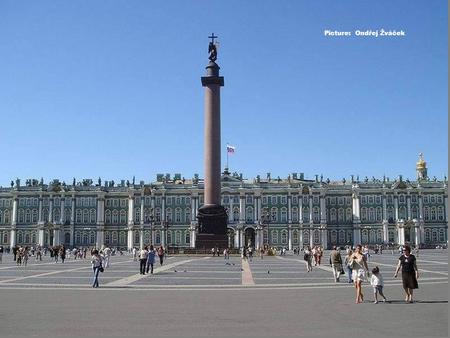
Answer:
[0,1,447,186]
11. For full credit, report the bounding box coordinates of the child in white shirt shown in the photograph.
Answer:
[370,266,387,304]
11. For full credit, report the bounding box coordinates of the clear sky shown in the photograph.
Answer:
[0,1,447,186]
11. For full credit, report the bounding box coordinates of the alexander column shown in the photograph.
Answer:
[196,34,228,249]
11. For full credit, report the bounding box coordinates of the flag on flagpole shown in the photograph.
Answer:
[226,144,235,154]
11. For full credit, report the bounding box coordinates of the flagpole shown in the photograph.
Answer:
[226,144,229,169]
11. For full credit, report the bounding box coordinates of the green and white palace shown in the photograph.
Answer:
[0,154,447,250]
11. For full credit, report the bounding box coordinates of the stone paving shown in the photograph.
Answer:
[0,250,447,337]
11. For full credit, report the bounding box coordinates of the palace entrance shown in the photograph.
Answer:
[244,227,255,248]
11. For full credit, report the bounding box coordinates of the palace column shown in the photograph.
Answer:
[352,191,361,245]
[407,193,412,220]
[382,193,389,244]
[127,194,135,250]
[320,194,327,249]
[10,197,18,249]
[299,193,303,247]
[239,194,245,224]
[70,195,75,247]
[394,194,399,221]
[96,195,105,249]
[287,194,292,250]
[309,194,314,247]
[37,195,44,247]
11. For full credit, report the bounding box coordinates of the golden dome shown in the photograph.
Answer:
[416,153,427,169]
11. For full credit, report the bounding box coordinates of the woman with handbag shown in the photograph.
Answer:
[91,249,103,288]
[349,244,370,304]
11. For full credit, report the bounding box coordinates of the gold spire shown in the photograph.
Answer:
[416,152,427,170]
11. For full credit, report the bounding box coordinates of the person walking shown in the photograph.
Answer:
[139,246,149,275]
[157,246,165,266]
[103,246,111,268]
[91,249,102,288]
[344,249,353,283]
[304,246,313,272]
[0,246,3,263]
[370,266,387,304]
[132,247,138,261]
[146,245,156,274]
[349,244,370,304]
[59,246,66,263]
[329,246,343,283]
[394,245,419,303]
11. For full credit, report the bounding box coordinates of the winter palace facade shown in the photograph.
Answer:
[0,155,447,250]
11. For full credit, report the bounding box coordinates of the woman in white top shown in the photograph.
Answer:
[91,249,102,288]
[349,244,369,304]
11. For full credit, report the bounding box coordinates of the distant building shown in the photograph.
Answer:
[0,154,447,250]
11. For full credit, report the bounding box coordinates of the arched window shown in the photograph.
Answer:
[175,231,181,244]
[281,231,287,244]
[90,209,96,224]
[346,208,352,222]
[167,231,172,244]
[330,208,337,223]
[430,207,436,221]
[361,208,367,221]
[166,208,172,222]
[185,208,191,223]
[0,210,3,224]
[25,209,31,223]
[112,210,119,224]
[293,230,299,244]
[83,232,89,245]
[233,208,239,222]
[368,208,375,221]
[424,207,430,221]
[313,207,319,223]
[437,207,444,221]
[439,228,445,242]
[376,229,383,243]
[53,209,60,223]
[105,210,111,224]
[112,231,118,244]
[119,232,126,245]
[411,206,418,220]
[387,207,394,221]
[76,209,82,223]
[303,230,309,244]
[82,209,89,224]
[313,230,320,244]
[399,206,406,220]
[18,209,24,223]
[246,207,253,222]
[185,231,190,244]
[338,208,344,223]
[361,229,368,244]
[271,230,278,244]
[339,230,345,243]
[135,208,140,223]
[32,209,38,223]
[134,230,139,244]
[120,210,126,224]
[303,208,309,222]
[271,207,278,222]
[155,208,161,222]
[65,209,71,223]
[175,208,182,223]
[155,230,161,244]
[376,207,382,222]
[292,207,298,222]
[280,208,287,223]
[330,230,337,244]
[4,210,10,224]
[90,231,96,244]
[105,231,110,244]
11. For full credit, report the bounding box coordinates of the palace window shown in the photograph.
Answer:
[430,195,436,204]
[90,209,96,224]
[338,197,344,205]
[83,209,89,224]
[281,196,287,205]
[399,206,406,220]
[431,207,436,221]
[105,210,111,224]
[330,209,336,223]
[292,196,298,205]
[376,207,382,221]
[120,210,126,224]
[376,196,382,204]
[175,208,182,222]
[346,208,352,222]
[313,207,319,223]
[361,208,367,221]
[25,209,31,223]
[112,210,118,224]
[292,207,298,222]
[281,231,287,244]
[437,195,443,204]
[271,230,278,244]
[76,210,82,223]
[293,230,299,244]
[368,196,374,204]
[361,196,367,205]
[303,208,309,222]
[280,208,287,222]
[246,195,253,204]
[271,207,278,222]
[185,231,190,244]
[424,207,429,221]
[399,195,405,204]
[411,194,417,203]
[261,196,267,205]
[411,206,418,219]
[233,208,239,222]
[338,208,344,223]
[246,207,253,222]
[271,196,277,205]
[437,207,444,221]
[185,209,191,223]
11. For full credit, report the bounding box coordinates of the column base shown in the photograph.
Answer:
[196,204,228,249]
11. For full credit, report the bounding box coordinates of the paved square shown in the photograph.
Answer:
[0,250,447,337]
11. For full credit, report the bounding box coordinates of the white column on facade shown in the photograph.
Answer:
[191,196,196,223]
[418,193,423,221]
[309,225,314,248]
[287,194,292,224]
[59,196,65,224]
[299,224,303,248]
[352,192,361,245]
[444,194,448,222]
[161,229,165,246]
[382,194,387,221]
[70,195,75,247]
[48,197,53,224]
[240,227,244,248]
[139,228,144,250]
[190,224,196,248]
[11,197,18,226]
[38,196,43,224]
[228,197,233,223]
[234,227,239,248]
[127,195,135,226]
[413,220,420,247]
[161,195,166,223]
[140,195,145,225]
[38,226,45,247]
[321,225,328,249]
[96,196,105,249]
[52,226,61,246]
[127,194,135,250]
[382,221,389,245]
[299,195,303,223]
[407,193,411,220]
[288,225,292,250]
[309,195,313,224]
[239,195,245,223]
[254,197,258,223]
[10,228,16,249]
[397,221,405,245]
[320,195,326,224]
[394,195,399,221]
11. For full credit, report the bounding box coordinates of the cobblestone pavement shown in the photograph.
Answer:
[0,250,447,337]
